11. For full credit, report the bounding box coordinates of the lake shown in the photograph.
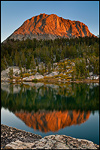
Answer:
[1,82,99,145]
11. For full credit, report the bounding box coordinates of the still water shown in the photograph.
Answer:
[1,82,99,145]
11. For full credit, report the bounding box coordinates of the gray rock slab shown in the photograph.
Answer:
[1,124,99,149]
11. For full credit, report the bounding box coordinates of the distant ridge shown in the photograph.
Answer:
[7,13,95,41]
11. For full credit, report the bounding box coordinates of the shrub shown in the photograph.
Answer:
[22,73,30,77]
[32,79,38,82]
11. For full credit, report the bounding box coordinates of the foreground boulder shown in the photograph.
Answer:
[1,124,99,149]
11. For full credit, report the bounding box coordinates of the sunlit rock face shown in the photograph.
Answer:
[15,110,90,132]
[8,13,95,41]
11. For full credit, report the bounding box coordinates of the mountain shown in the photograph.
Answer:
[7,13,95,41]
[15,110,90,132]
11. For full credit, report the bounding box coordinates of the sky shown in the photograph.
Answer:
[1,1,99,42]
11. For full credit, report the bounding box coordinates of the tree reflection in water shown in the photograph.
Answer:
[1,82,99,132]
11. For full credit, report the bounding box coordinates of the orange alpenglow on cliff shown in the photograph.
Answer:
[15,110,90,132]
[8,13,95,41]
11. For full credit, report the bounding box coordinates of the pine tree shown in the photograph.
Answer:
[45,64,47,72]
[9,68,13,79]
[1,61,6,71]
[4,56,8,67]
[21,52,26,67]
[30,56,36,72]
[41,62,44,74]
[8,58,13,66]
[48,62,51,73]
[61,51,64,60]
[15,50,20,66]
[26,58,31,69]
[35,58,38,66]
[37,65,40,73]
[20,67,23,78]
[19,61,22,70]
[64,63,66,71]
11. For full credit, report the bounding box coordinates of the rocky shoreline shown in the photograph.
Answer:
[1,124,99,149]
[1,65,99,84]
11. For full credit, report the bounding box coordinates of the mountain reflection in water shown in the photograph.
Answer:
[1,82,99,133]
[15,110,90,132]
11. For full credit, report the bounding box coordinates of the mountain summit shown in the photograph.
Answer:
[8,13,95,41]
